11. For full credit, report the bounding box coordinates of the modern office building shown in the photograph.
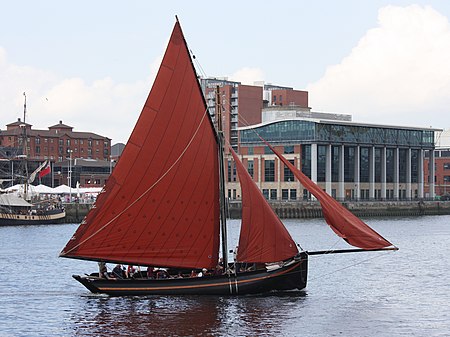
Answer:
[226,116,439,201]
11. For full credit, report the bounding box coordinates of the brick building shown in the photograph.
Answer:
[424,147,450,197]
[0,119,111,163]
[200,78,308,153]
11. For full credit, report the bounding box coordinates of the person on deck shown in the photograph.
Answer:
[112,264,125,279]
[127,265,136,278]
[98,262,109,279]
[198,268,209,277]
[146,267,155,279]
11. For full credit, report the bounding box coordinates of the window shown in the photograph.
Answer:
[282,189,289,200]
[88,140,92,147]
[262,189,269,200]
[247,147,253,155]
[66,139,70,146]
[227,160,236,182]
[284,159,295,182]
[264,160,275,182]
[444,163,450,170]
[247,160,254,178]
[36,138,40,144]
[270,189,277,200]
[290,189,297,200]
[284,146,294,154]
[444,176,450,182]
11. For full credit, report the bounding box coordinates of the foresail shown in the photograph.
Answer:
[264,142,394,250]
[60,21,220,269]
[231,149,298,263]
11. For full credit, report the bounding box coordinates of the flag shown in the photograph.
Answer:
[28,160,48,184]
[39,162,51,178]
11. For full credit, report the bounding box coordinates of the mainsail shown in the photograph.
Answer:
[60,21,220,269]
[231,149,298,263]
[263,142,394,250]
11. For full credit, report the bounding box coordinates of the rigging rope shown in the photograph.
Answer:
[308,250,392,282]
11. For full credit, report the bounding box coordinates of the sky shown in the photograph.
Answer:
[1,0,450,144]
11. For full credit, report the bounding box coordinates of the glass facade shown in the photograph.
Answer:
[301,144,311,178]
[240,120,435,149]
[360,147,370,183]
[237,119,437,201]
[317,145,327,182]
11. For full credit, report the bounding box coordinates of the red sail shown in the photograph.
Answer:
[231,149,298,263]
[263,142,394,249]
[60,21,220,269]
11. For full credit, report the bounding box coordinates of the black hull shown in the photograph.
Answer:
[0,210,66,226]
[73,253,308,296]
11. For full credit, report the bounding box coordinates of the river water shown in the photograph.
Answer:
[0,216,449,336]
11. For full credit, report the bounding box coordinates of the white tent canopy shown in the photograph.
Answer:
[52,184,72,194]
[34,184,55,193]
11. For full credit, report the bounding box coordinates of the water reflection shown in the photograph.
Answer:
[69,292,307,336]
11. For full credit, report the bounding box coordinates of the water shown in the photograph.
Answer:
[1,216,449,336]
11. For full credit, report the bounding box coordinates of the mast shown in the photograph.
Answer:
[216,86,229,271]
[22,92,29,200]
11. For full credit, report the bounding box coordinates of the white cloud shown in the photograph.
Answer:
[229,67,265,85]
[0,47,158,144]
[307,5,450,130]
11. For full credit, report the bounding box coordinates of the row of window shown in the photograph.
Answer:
[35,146,109,156]
[240,120,435,147]
[236,145,424,183]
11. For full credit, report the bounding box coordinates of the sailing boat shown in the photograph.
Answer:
[0,94,65,226]
[60,19,396,296]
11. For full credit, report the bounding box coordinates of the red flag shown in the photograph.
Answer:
[39,163,51,178]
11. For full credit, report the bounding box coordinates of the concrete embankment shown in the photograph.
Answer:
[228,200,450,219]
[63,203,93,223]
[63,200,450,223]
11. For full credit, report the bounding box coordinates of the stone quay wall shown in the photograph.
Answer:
[227,200,450,219]
[64,200,450,223]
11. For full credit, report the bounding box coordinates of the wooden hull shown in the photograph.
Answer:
[0,209,66,226]
[73,253,308,296]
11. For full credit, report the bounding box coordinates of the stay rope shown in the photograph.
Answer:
[308,250,392,282]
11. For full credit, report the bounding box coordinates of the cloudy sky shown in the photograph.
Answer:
[1,1,449,144]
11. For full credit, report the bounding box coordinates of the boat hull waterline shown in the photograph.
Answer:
[73,255,308,296]
[0,209,66,226]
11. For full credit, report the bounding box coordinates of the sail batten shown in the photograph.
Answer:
[60,22,220,269]
[262,141,394,250]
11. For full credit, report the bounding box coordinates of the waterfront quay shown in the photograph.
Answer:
[64,200,450,223]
